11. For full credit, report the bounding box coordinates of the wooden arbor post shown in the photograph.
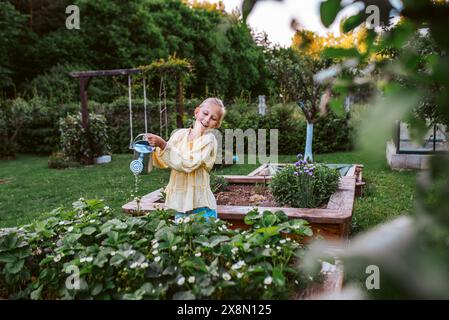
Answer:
[69,68,142,164]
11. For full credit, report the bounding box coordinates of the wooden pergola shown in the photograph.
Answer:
[69,68,141,164]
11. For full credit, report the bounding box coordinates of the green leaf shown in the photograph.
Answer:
[173,290,196,300]
[83,226,97,236]
[262,211,277,227]
[109,254,125,266]
[5,258,25,274]
[0,253,17,263]
[242,0,258,22]
[342,13,365,33]
[320,0,342,28]
[210,235,230,248]
[30,285,43,300]
[94,252,108,268]
[91,283,103,296]
[272,268,286,286]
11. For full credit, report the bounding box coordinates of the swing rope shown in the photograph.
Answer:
[159,76,168,139]
[128,75,133,149]
[143,77,148,134]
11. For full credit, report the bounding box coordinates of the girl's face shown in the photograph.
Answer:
[194,103,222,133]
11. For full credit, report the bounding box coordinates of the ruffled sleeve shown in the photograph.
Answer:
[160,132,217,173]
[152,129,185,169]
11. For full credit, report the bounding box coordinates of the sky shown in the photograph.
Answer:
[201,0,362,47]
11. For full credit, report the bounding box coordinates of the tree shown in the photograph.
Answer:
[267,48,332,161]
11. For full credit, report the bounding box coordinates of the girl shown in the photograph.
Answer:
[146,97,225,221]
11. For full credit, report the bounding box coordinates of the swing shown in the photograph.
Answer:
[128,75,155,175]
[127,73,169,175]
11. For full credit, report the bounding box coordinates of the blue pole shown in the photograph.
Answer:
[305,121,314,162]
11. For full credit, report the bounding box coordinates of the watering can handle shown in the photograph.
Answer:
[133,133,152,145]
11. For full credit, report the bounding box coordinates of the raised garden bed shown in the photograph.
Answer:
[122,163,357,299]
[122,163,363,241]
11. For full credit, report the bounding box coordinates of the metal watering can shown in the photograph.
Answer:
[129,133,155,175]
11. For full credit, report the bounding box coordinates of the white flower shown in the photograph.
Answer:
[279,239,286,244]
[67,226,74,232]
[286,238,291,242]
[231,247,238,254]
[154,256,161,263]
[176,217,184,224]
[177,276,185,286]
[231,260,245,270]
[141,262,149,268]
[158,283,162,287]
[58,221,65,226]
[152,249,159,255]
[89,219,96,223]
[152,242,159,249]
[188,276,195,284]
[53,254,62,262]
[276,246,281,251]
[184,217,191,223]
[130,262,139,269]
[110,251,116,256]
[79,197,85,201]
[86,256,93,262]
[104,206,110,211]
[171,245,177,251]
[151,239,158,244]
[80,257,86,263]
[294,280,299,285]
[222,273,231,281]
[237,272,244,279]
[195,252,201,257]
[264,245,270,249]
[264,276,273,285]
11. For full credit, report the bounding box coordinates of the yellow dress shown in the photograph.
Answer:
[152,128,218,213]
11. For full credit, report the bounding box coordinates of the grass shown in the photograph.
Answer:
[0,152,417,234]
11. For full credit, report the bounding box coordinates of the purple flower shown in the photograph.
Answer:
[308,171,313,176]
[295,161,300,167]
[299,159,307,165]
[293,171,299,176]
[296,153,303,160]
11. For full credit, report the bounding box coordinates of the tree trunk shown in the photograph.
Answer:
[305,121,314,162]
[176,75,184,128]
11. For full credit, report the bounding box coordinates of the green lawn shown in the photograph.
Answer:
[0,152,417,234]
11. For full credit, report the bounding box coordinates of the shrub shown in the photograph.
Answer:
[59,112,111,164]
[221,102,352,155]
[210,173,229,193]
[0,199,317,300]
[0,98,34,158]
[270,155,340,208]
[47,151,82,169]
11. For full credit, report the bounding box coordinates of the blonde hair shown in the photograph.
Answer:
[198,97,226,127]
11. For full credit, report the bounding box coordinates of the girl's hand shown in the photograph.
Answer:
[146,133,167,149]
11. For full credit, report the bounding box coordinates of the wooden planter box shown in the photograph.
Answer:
[122,164,363,242]
[122,163,356,298]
